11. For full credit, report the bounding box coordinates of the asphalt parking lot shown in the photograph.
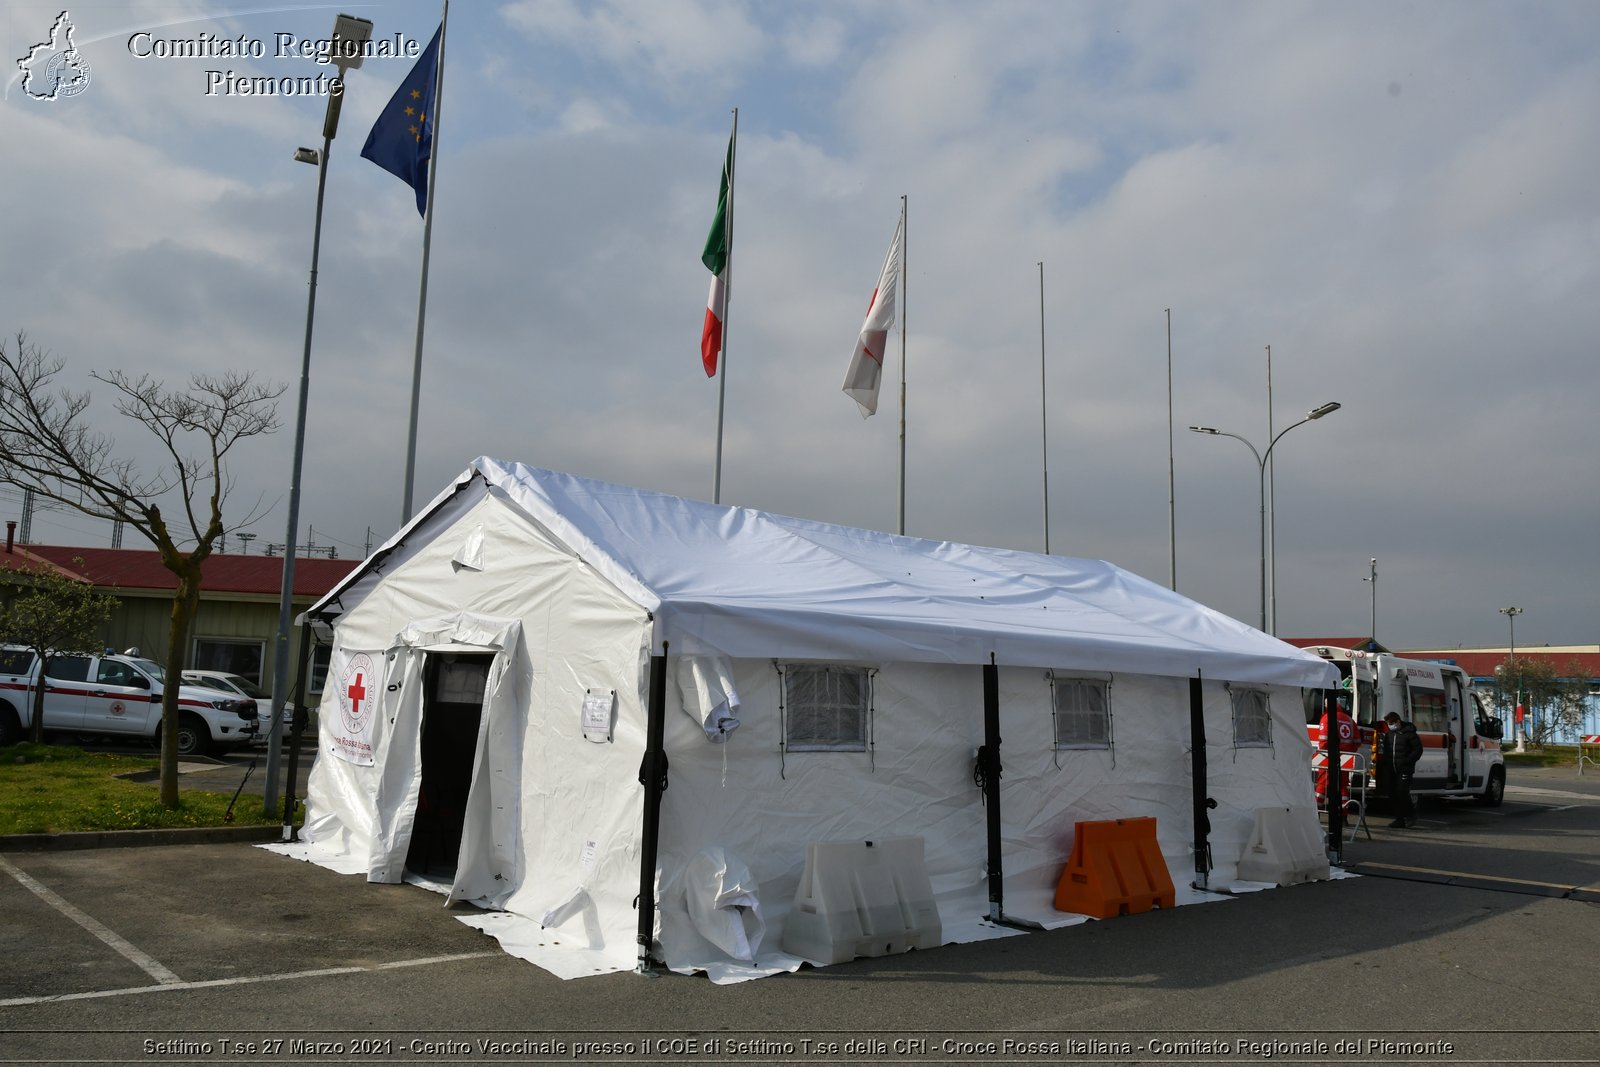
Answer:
[2,766,1597,1065]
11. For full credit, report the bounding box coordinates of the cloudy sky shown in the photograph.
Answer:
[4,0,1596,651]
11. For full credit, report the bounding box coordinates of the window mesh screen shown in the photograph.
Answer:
[1232,688,1272,747]
[784,665,868,751]
[1053,677,1110,749]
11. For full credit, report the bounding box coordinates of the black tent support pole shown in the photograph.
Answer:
[280,616,316,842]
[982,655,1003,921]
[1189,672,1211,891]
[635,648,669,975]
[1325,689,1344,863]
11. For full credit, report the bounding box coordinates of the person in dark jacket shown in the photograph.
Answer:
[1381,711,1423,827]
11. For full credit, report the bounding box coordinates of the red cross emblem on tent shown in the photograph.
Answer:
[339,652,377,735]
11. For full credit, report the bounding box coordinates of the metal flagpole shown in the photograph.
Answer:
[401,0,449,524]
[1039,261,1049,554]
[712,108,737,505]
[1166,308,1176,590]
[897,194,907,536]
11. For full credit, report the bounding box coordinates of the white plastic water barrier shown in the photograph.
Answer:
[781,837,942,965]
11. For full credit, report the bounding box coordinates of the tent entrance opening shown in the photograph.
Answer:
[406,652,490,878]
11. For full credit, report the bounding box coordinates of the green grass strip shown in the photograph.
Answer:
[0,743,277,834]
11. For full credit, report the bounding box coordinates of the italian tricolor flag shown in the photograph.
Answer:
[700,136,732,378]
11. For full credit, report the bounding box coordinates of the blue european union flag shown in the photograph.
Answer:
[360,24,441,216]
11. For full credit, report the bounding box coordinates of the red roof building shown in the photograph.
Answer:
[1,542,358,695]
[5,544,356,600]
[1396,645,1600,682]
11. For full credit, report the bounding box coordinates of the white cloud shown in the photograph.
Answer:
[501,0,768,94]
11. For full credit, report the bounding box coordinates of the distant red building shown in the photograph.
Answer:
[2,542,357,696]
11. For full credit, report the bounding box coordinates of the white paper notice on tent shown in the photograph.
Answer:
[581,688,614,743]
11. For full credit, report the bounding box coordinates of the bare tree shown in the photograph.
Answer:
[0,334,282,806]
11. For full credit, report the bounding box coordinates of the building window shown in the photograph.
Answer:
[1231,687,1273,748]
[1051,674,1111,749]
[309,644,331,695]
[782,665,870,752]
[191,638,265,684]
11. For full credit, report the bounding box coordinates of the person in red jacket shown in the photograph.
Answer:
[1316,701,1360,807]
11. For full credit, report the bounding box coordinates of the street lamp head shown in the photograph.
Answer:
[328,14,375,75]
[1189,426,1219,434]
[293,147,321,165]
[1500,606,1522,617]
[1308,402,1342,419]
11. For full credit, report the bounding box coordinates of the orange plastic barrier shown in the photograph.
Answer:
[1054,817,1176,919]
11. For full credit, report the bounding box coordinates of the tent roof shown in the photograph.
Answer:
[311,458,1337,688]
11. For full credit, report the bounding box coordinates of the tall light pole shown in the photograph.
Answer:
[1166,309,1176,590]
[1189,401,1341,633]
[266,13,373,821]
[1363,558,1377,646]
[1500,606,1524,752]
[1265,345,1275,629]
[1038,261,1049,554]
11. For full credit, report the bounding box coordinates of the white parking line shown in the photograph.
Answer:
[0,854,181,986]
[0,952,502,1007]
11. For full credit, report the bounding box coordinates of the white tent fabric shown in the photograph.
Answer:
[311,458,1337,689]
[676,656,741,742]
[279,458,1339,983]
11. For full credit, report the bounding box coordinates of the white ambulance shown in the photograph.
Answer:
[1303,645,1506,806]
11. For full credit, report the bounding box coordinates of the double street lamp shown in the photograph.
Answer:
[1190,402,1342,633]
[266,13,373,820]
[1500,606,1524,752]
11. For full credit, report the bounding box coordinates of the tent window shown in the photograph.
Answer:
[1231,687,1273,748]
[1051,675,1111,750]
[782,665,869,752]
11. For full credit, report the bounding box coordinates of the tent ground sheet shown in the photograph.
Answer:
[262,842,1350,984]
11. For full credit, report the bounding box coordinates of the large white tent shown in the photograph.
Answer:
[275,457,1338,981]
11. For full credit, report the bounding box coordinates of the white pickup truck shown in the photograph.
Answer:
[0,646,261,756]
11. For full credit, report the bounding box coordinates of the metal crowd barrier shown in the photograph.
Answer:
[1311,750,1371,842]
